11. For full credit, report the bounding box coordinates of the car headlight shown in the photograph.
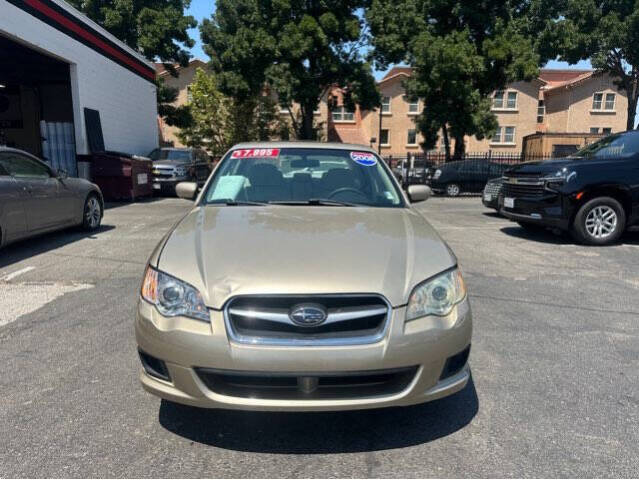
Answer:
[174,166,188,177]
[542,168,576,190]
[433,169,442,179]
[141,266,209,322]
[406,268,467,320]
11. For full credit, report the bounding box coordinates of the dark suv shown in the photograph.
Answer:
[148,147,211,195]
[428,160,510,196]
[500,131,639,245]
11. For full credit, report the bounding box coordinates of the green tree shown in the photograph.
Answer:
[66,0,196,65]
[367,0,540,159]
[156,79,193,129]
[177,69,230,156]
[200,0,379,140]
[178,68,286,155]
[536,0,639,130]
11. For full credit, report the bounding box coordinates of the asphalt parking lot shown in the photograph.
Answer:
[1,197,638,477]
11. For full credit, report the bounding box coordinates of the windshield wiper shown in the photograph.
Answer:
[268,199,360,207]
[207,198,267,206]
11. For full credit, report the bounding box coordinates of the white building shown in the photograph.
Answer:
[0,0,158,175]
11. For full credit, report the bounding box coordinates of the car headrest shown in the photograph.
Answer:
[247,163,284,186]
[321,168,359,190]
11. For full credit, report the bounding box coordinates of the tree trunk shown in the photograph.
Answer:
[453,134,465,160]
[442,126,451,163]
[628,81,638,130]
[299,106,316,140]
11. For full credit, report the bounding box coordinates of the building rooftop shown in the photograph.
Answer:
[154,59,207,76]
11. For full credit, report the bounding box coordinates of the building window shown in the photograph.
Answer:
[381,96,391,113]
[407,129,417,145]
[491,126,515,144]
[405,96,419,113]
[590,127,600,134]
[592,93,603,110]
[380,129,390,145]
[332,106,354,122]
[593,92,616,111]
[602,127,612,134]
[537,99,545,124]
[493,91,517,110]
[605,93,616,110]
[504,126,515,143]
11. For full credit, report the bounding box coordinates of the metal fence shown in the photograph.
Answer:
[383,151,562,196]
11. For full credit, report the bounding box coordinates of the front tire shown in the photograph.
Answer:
[446,183,461,197]
[571,197,625,245]
[82,193,103,231]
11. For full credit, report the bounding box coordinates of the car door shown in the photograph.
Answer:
[0,156,28,243]
[473,161,491,192]
[0,152,68,232]
[456,162,474,190]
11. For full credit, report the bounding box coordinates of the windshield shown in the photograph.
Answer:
[201,147,404,207]
[150,149,191,161]
[572,133,639,159]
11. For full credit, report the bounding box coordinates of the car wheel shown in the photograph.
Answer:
[82,193,103,231]
[571,197,626,246]
[446,183,461,197]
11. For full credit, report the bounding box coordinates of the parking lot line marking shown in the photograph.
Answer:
[2,266,35,282]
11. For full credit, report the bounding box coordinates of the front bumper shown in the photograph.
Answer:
[135,297,472,411]
[151,177,189,192]
[482,195,499,210]
[499,193,571,230]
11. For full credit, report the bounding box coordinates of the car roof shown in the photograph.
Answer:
[230,141,375,152]
[0,146,44,160]
[0,146,33,154]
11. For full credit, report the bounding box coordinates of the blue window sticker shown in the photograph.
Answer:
[350,151,378,166]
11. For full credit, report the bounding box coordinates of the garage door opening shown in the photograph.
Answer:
[0,34,77,175]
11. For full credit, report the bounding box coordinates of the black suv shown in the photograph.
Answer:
[428,160,510,196]
[500,131,639,245]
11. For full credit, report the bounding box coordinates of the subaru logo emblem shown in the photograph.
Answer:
[289,303,328,327]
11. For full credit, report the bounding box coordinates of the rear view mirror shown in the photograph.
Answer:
[176,182,198,200]
[56,169,68,179]
[407,185,432,203]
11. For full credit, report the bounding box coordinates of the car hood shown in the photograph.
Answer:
[153,160,189,168]
[157,206,457,309]
[505,157,579,175]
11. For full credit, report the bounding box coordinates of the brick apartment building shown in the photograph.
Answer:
[324,67,628,156]
[159,63,628,157]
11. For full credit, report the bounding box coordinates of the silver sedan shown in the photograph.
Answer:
[0,147,103,247]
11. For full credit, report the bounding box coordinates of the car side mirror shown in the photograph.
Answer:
[176,181,198,200]
[56,169,68,180]
[407,185,432,203]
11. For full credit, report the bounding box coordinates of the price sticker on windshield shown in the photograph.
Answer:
[231,148,280,159]
[350,151,377,166]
